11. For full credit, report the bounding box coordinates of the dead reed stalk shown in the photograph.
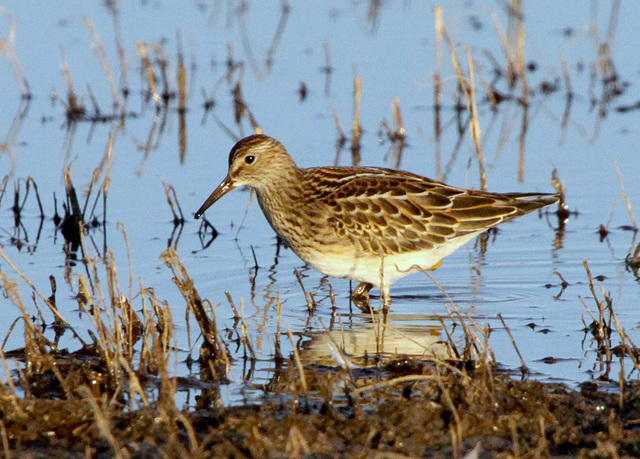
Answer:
[294,269,316,312]
[60,50,86,121]
[275,294,283,361]
[0,7,30,97]
[84,19,121,110]
[447,38,487,191]
[433,6,443,180]
[285,321,308,395]
[351,76,362,166]
[615,165,637,231]
[177,36,187,163]
[322,42,332,97]
[498,313,528,372]
[11,177,44,221]
[382,97,406,169]
[239,298,256,361]
[160,248,230,380]
[0,247,74,334]
[579,259,613,376]
[332,109,347,166]
[160,178,185,225]
[465,47,486,190]
[137,42,159,103]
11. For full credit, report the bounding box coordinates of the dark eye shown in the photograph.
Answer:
[245,155,255,164]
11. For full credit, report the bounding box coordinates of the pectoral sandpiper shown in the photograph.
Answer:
[195,134,558,310]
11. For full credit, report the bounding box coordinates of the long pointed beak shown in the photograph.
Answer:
[194,175,236,219]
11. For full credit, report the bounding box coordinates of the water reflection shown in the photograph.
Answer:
[300,321,452,368]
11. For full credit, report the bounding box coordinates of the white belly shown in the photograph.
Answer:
[303,233,479,287]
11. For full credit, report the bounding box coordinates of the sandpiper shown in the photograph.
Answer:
[195,134,558,310]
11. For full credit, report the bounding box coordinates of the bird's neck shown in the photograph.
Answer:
[255,167,306,239]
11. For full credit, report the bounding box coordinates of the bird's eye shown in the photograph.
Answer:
[245,155,255,164]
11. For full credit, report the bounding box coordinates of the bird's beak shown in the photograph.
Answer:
[194,175,236,219]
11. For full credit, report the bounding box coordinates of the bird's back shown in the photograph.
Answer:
[298,166,558,257]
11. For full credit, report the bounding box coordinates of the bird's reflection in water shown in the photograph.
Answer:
[300,321,452,368]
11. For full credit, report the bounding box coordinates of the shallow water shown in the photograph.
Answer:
[1,1,639,405]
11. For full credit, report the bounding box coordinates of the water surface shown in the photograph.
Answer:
[1,1,639,405]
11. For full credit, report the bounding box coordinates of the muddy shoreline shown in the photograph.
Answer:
[3,362,639,457]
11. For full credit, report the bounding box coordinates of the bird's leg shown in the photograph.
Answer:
[380,284,391,314]
[351,282,374,313]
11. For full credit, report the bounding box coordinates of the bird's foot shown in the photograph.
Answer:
[352,283,392,314]
[429,260,442,271]
[351,282,374,313]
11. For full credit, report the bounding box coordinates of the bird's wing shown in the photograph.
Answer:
[308,167,553,256]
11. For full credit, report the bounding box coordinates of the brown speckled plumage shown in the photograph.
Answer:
[195,134,559,309]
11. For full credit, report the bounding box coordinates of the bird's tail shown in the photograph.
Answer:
[503,192,560,217]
